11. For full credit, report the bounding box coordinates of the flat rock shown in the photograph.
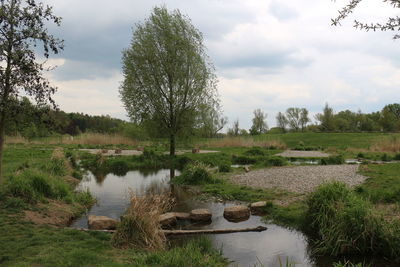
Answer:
[174,212,191,220]
[224,205,250,222]
[159,213,177,227]
[250,201,267,214]
[190,209,212,222]
[88,215,118,230]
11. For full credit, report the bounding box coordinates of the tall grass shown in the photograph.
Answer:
[204,136,286,149]
[111,192,174,250]
[5,135,27,144]
[306,182,400,259]
[371,135,400,152]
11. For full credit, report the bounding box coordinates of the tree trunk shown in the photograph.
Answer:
[169,134,175,156]
[0,111,6,185]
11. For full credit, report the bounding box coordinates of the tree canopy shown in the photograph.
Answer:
[0,0,63,182]
[120,6,219,155]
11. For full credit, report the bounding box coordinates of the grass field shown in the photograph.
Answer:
[2,132,400,265]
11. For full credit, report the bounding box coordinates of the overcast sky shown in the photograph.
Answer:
[43,0,399,130]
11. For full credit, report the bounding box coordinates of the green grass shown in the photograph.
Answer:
[254,132,397,149]
[0,210,225,267]
[357,163,400,203]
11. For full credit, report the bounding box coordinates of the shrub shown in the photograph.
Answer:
[381,153,391,162]
[232,155,257,165]
[6,174,37,202]
[244,148,265,156]
[264,156,288,167]
[394,153,400,161]
[174,162,218,185]
[218,163,231,173]
[320,155,345,165]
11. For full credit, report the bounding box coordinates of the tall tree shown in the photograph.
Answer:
[332,0,400,39]
[227,119,240,136]
[249,109,268,135]
[276,112,288,132]
[0,0,63,183]
[316,103,336,132]
[299,108,310,131]
[120,6,218,156]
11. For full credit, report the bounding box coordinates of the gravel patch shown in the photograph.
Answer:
[277,150,330,158]
[229,165,367,194]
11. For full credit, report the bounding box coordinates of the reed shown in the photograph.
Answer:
[111,192,174,250]
[370,135,400,152]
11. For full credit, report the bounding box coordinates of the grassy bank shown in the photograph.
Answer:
[0,145,226,266]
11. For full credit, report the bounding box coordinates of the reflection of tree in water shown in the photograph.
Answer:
[138,169,160,177]
[93,169,107,185]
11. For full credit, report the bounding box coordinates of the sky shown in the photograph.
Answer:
[42,0,400,130]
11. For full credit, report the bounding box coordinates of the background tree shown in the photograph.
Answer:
[299,108,310,131]
[195,102,227,138]
[285,108,309,132]
[316,103,336,132]
[249,109,268,135]
[276,112,288,133]
[332,0,400,39]
[120,7,219,156]
[0,0,63,183]
[228,119,240,136]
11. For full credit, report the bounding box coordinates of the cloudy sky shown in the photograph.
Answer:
[43,0,399,130]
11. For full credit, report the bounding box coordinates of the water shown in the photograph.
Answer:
[71,169,394,267]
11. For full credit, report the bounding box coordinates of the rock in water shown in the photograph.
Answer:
[224,205,250,222]
[190,209,212,222]
[250,201,267,215]
[88,215,118,230]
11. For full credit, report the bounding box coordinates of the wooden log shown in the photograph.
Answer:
[73,225,267,235]
[163,226,267,236]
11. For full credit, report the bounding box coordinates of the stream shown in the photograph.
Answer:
[71,169,394,267]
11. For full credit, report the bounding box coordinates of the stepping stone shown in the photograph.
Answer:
[224,205,250,222]
[190,209,212,222]
[159,213,177,227]
[250,201,267,215]
[88,215,118,230]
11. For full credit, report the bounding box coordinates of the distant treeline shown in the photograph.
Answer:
[227,103,400,136]
[6,97,130,139]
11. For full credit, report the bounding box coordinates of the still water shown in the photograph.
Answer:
[71,169,392,267]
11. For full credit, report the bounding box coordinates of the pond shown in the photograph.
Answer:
[71,169,394,267]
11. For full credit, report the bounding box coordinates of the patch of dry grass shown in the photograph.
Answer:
[205,136,286,149]
[371,135,400,152]
[111,192,174,251]
[5,135,27,144]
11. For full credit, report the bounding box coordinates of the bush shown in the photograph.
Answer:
[381,153,392,162]
[394,153,400,161]
[232,155,257,165]
[306,182,397,257]
[320,155,345,165]
[264,156,288,167]
[218,163,231,173]
[6,174,37,203]
[174,162,217,185]
[244,148,265,156]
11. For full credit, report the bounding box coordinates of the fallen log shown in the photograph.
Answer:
[163,226,267,236]
[73,225,267,235]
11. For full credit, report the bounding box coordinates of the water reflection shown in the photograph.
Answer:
[71,169,395,267]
